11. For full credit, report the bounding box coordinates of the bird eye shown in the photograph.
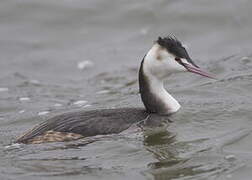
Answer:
[175,57,181,62]
[175,57,184,65]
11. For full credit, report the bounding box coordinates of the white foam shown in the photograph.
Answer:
[29,79,40,85]
[241,56,250,60]
[19,97,30,101]
[0,87,9,92]
[38,111,50,116]
[73,100,88,106]
[5,143,21,149]
[225,154,236,161]
[19,110,25,114]
[96,90,110,94]
[54,103,63,107]
[77,60,94,70]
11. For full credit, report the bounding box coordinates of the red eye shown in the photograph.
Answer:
[175,57,181,62]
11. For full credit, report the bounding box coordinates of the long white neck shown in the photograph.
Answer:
[139,45,181,115]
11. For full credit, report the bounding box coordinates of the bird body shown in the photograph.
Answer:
[16,36,215,144]
[16,108,148,144]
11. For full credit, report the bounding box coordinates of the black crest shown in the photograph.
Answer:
[157,36,198,67]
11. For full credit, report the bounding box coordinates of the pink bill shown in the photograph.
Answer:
[184,63,217,79]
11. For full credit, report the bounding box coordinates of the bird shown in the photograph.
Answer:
[15,36,215,144]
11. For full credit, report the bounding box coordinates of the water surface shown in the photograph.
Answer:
[1,0,252,179]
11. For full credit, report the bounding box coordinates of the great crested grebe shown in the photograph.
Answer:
[16,36,215,144]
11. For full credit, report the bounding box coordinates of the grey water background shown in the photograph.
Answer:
[0,0,252,179]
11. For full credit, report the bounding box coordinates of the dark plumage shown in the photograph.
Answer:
[16,108,149,144]
[157,36,199,67]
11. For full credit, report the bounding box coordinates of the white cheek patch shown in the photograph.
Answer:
[158,49,169,59]
[144,44,187,79]
[181,58,190,65]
